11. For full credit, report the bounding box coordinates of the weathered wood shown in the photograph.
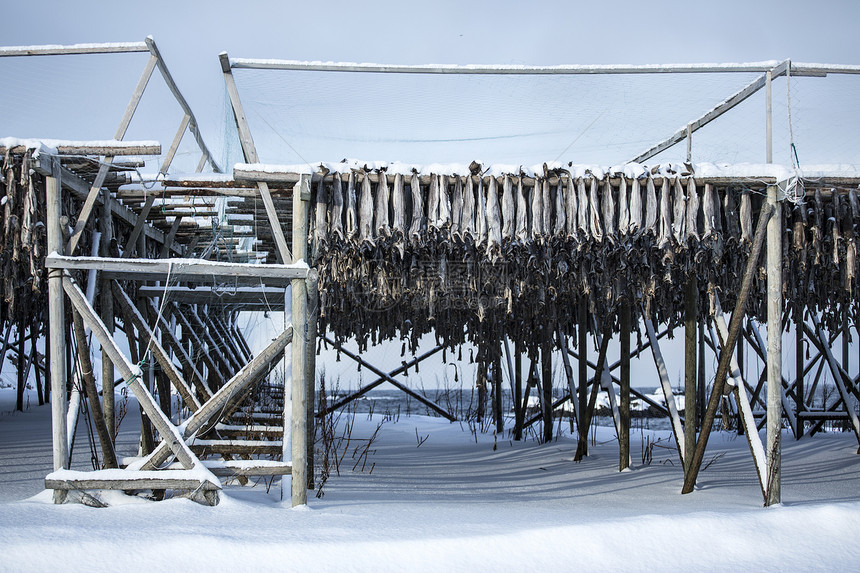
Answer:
[71,310,118,468]
[712,296,769,502]
[0,41,148,56]
[111,283,202,411]
[189,440,282,456]
[577,302,588,448]
[168,303,223,390]
[46,254,309,283]
[684,276,697,475]
[643,316,685,466]
[46,168,68,505]
[574,322,611,462]
[619,302,631,471]
[541,336,553,443]
[62,275,200,470]
[291,175,310,506]
[682,202,774,494]
[136,325,293,471]
[122,194,156,257]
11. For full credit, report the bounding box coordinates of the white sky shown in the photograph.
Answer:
[2,0,859,170]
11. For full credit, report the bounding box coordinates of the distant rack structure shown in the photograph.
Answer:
[0,46,859,510]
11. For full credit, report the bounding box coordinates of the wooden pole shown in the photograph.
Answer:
[513,339,524,440]
[684,275,698,475]
[574,322,611,462]
[100,189,115,439]
[682,202,773,494]
[698,319,706,430]
[795,304,804,439]
[305,272,319,490]
[578,302,588,452]
[619,301,631,471]
[765,67,782,506]
[46,169,68,502]
[71,310,118,468]
[541,335,553,443]
[291,174,310,506]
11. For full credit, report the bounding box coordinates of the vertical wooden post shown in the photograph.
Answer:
[493,343,504,435]
[698,319,706,430]
[795,304,804,439]
[619,301,631,471]
[541,334,553,444]
[291,174,310,506]
[100,190,115,439]
[684,275,698,475]
[513,339,523,440]
[305,272,319,490]
[578,302,588,454]
[46,168,68,502]
[765,68,782,506]
[736,333,745,435]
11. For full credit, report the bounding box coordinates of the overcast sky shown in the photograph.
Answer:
[3,0,859,170]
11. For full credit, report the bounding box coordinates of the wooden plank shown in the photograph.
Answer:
[0,41,148,56]
[230,58,786,74]
[185,306,234,378]
[159,216,183,259]
[46,254,309,282]
[46,478,218,491]
[291,175,309,505]
[159,114,191,175]
[684,276,697,476]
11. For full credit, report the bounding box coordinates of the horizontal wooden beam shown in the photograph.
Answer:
[47,254,310,283]
[0,41,148,57]
[0,142,160,156]
[229,58,786,75]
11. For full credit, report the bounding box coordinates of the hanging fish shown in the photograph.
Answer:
[577,177,589,238]
[541,178,552,235]
[672,177,686,244]
[345,171,358,240]
[427,174,440,230]
[657,177,672,250]
[476,177,487,246]
[602,178,615,242]
[438,174,451,230]
[553,177,566,236]
[501,175,515,240]
[702,183,716,238]
[644,177,658,235]
[450,175,464,239]
[408,171,423,242]
[588,176,603,242]
[486,176,502,259]
[739,189,753,246]
[329,175,344,241]
[628,177,642,234]
[391,173,406,256]
[617,176,629,236]
[375,170,390,238]
[564,173,578,238]
[462,175,476,241]
[685,178,699,242]
[531,177,544,239]
[515,176,529,243]
[358,170,375,246]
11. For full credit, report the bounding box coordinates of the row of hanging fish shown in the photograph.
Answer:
[309,162,860,354]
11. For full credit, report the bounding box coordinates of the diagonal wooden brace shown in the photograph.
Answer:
[111,282,203,412]
[62,274,199,470]
[135,325,293,470]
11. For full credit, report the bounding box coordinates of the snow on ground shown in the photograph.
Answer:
[1,386,859,572]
